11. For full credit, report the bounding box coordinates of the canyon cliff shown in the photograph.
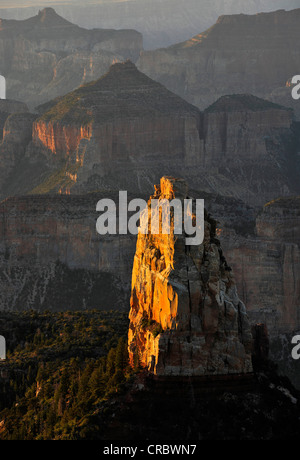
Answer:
[0,8,142,110]
[220,196,300,335]
[216,195,300,388]
[0,63,298,330]
[0,193,136,311]
[20,62,299,208]
[137,8,300,119]
[0,179,298,386]
[0,62,298,386]
[128,177,253,376]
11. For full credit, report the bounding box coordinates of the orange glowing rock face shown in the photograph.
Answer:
[32,120,92,156]
[216,227,222,237]
[128,176,253,376]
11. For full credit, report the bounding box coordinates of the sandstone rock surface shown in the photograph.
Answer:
[128,177,253,376]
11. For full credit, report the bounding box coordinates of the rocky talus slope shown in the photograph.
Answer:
[128,177,253,376]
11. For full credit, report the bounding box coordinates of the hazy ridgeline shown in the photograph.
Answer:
[0,0,299,49]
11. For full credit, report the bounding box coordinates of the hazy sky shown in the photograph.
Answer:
[0,0,124,6]
[1,0,299,9]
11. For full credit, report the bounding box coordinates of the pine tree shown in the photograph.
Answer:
[106,348,116,378]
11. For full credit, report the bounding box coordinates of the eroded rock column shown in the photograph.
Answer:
[128,176,253,376]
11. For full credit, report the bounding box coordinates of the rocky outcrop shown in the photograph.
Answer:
[0,8,143,110]
[128,177,253,376]
[137,8,300,119]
